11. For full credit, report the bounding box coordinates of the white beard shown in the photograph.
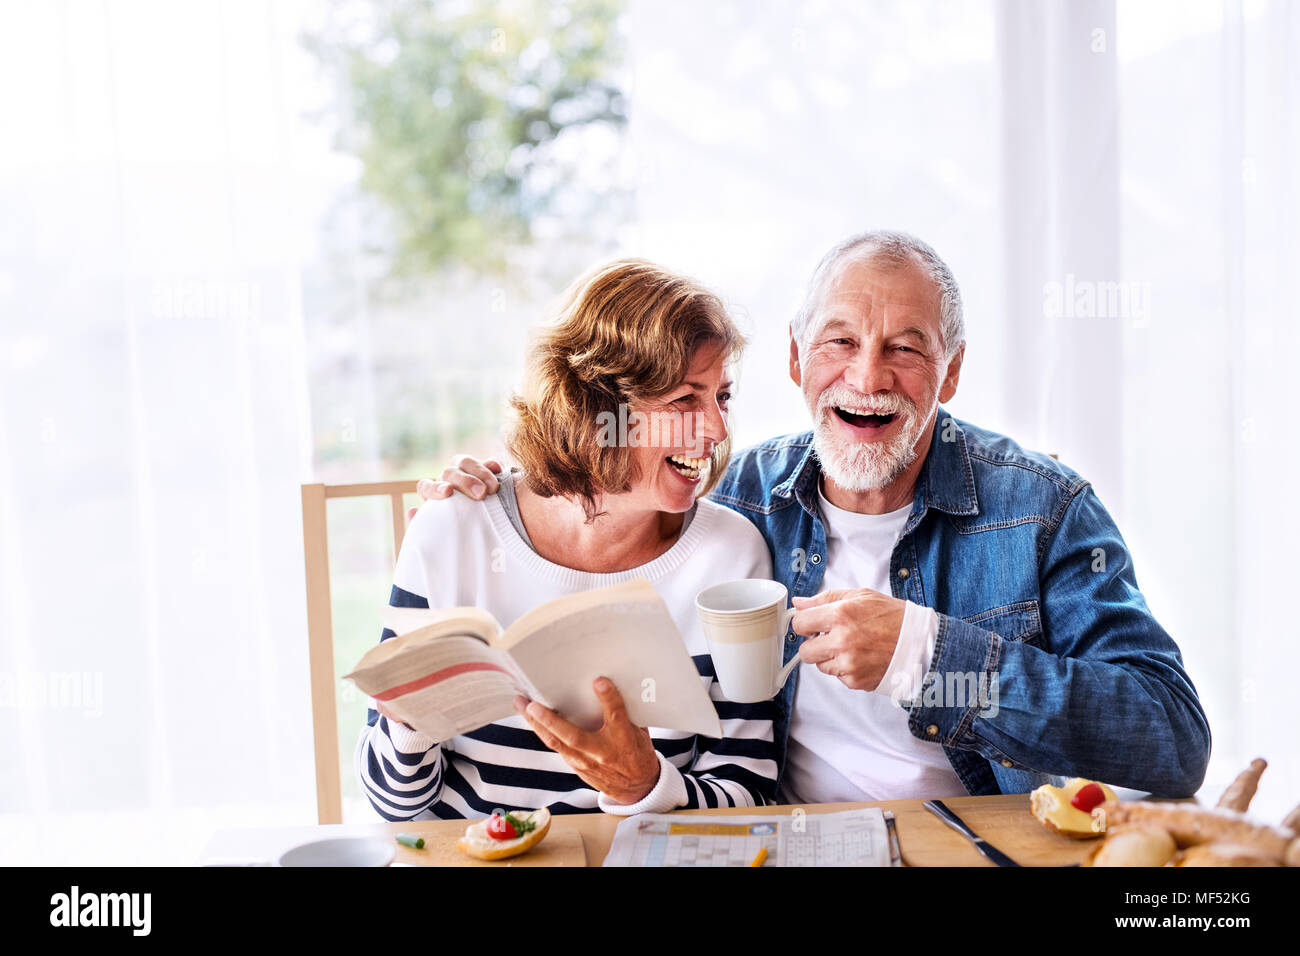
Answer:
[812,386,931,493]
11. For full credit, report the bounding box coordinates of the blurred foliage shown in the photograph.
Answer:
[303,0,626,277]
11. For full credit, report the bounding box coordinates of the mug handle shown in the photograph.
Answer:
[773,606,800,692]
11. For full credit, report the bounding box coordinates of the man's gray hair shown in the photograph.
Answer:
[792,230,965,359]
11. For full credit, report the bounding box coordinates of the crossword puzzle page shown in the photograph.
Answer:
[603,808,893,867]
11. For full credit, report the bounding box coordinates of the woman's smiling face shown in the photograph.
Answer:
[619,343,733,515]
[506,259,743,521]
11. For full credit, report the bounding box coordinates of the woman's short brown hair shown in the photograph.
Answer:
[507,258,744,520]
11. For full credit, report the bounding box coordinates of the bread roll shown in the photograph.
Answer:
[1216,758,1266,812]
[1174,843,1281,867]
[1085,826,1177,867]
[1091,801,1292,860]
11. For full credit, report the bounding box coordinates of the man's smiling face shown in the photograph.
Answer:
[790,253,964,502]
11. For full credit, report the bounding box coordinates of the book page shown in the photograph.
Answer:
[499,577,651,649]
[602,808,894,867]
[379,605,501,644]
[504,580,723,738]
[345,633,539,743]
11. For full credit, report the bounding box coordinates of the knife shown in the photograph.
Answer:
[923,799,1021,867]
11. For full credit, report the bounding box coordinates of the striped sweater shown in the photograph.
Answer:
[354,490,781,820]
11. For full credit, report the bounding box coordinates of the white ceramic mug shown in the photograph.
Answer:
[695,579,800,703]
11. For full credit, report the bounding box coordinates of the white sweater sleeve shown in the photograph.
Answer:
[596,751,690,815]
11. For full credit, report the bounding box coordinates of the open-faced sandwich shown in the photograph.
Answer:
[456,808,551,861]
[1030,777,1118,838]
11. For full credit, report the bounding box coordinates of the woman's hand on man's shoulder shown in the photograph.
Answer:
[407,456,504,522]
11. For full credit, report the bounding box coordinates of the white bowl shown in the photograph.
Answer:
[278,837,395,868]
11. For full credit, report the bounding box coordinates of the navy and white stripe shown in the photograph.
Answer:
[356,585,780,820]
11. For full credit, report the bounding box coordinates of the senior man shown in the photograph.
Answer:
[425,231,1211,801]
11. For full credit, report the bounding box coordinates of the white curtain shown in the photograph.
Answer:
[998,0,1300,813]
[998,0,1123,509]
[0,0,319,864]
[1111,0,1300,811]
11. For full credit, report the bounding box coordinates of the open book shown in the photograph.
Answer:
[344,578,724,743]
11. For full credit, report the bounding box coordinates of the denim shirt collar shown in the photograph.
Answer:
[772,406,980,525]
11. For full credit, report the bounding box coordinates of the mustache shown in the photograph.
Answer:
[816,387,918,418]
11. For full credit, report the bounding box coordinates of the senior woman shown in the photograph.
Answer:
[356,259,779,820]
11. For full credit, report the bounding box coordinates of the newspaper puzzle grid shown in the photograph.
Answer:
[605,807,892,867]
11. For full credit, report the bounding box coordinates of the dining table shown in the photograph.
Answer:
[199,793,1101,867]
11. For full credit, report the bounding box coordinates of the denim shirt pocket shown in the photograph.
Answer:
[962,600,1043,649]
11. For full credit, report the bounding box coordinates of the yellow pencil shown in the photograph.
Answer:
[749,847,768,868]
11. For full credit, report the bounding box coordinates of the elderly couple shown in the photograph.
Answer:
[356,231,1211,822]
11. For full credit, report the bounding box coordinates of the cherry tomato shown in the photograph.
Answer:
[486,813,517,841]
[1070,782,1106,813]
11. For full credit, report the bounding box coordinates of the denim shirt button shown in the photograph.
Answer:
[1001,759,1014,768]
[810,553,822,564]
[897,567,910,579]
[925,724,939,736]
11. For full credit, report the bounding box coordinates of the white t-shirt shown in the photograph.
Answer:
[778,484,969,804]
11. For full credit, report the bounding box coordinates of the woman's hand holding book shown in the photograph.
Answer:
[513,677,660,806]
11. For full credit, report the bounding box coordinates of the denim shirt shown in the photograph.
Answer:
[709,408,1211,797]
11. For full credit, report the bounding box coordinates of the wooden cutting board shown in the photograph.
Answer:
[389,821,587,867]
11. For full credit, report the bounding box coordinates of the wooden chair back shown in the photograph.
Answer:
[301,480,418,824]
